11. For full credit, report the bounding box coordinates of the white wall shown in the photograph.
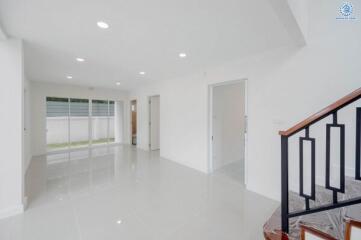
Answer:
[132,77,209,172]
[150,95,160,150]
[287,0,309,41]
[0,39,25,218]
[24,77,32,173]
[30,81,130,156]
[0,27,7,40]
[131,0,361,201]
[115,101,124,143]
[212,81,245,171]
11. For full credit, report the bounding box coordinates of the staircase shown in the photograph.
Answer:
[264,88,361,240]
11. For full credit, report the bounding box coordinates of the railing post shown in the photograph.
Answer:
[356,108,361,180]
[281,135,289,233]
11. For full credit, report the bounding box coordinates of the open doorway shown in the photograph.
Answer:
[149,95,160,151]
[209,80,247,184]
[131,100,137,145]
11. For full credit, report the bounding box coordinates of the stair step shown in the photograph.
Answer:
[264,178,361,239]
[344,218,361,240]
[264,215,361,239]
[300,224,336,240]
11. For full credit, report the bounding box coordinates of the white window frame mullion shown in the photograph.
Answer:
[107,100,110,146]
[89,99,93,147]
[68,98,71,150]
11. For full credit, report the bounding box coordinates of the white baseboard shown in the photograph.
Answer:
[0,204,24,220]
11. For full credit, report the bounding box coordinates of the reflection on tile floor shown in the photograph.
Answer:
[0,145,278,240]
[213,161,244,184]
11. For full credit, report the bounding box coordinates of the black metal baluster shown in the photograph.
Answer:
[300,135,303,198]
[305,198,310,211]
[299,127,316,211]
[278,90,361,233]
[281,136,289,233]
[325,112,345,204]
[356,108,361,180]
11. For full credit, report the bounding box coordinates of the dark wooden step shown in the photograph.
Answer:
[299,224,337,240]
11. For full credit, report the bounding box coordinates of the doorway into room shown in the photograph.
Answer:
[131,100,137,145]
[209,80,247,184]
[149,95,160,151]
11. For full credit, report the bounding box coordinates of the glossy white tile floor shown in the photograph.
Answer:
[0,145,278,240]
[214,161,244,184]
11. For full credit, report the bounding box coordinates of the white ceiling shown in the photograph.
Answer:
[0,0,295,90]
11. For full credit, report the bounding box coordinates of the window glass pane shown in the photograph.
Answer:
[46,97,69,150]
[46,97,69,117]
[92,100,108,116]
[91,100,109,145]
[70,98,89,149]
[70,98,89,116]
[109,101,115,143]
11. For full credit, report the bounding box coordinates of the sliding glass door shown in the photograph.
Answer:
[70,98,89,149]
[91,100,109,146]
[108,101,115,144]
[46,97,70,151]
[46,97,122,152]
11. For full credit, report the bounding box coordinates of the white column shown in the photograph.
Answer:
[115,101,124,143]
[0,39,25,219]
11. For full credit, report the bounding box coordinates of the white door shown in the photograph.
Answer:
[150,96,160,150]
[212,82,245,172]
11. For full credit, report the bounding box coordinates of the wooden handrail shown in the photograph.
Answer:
[279,87,361,137]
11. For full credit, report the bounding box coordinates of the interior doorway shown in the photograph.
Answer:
[131,100,137,145]
[209,80,247,184]
[149,95,160,150]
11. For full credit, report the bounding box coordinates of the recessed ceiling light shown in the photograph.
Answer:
[139,71,146,75]
[66,76,73,79]
[116,220,122,224]
[179,53,187,58]
[97,21,109,29]
[116,82,121,86]
[76,57,85,62]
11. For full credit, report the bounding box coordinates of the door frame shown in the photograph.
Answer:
[207,79,248,184]
[148,95,160,150]
[130,99,137,146]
